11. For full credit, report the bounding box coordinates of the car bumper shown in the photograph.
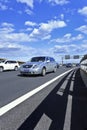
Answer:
[19,68,42,75]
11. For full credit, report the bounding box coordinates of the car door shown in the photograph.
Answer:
[45,57,52,72]
[50,57,56,71]
[10,61,16,70]
[4,61,11,70]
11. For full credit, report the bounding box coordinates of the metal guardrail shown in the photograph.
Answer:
[80,59,87,73]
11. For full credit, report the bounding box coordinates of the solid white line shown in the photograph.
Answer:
[0,69,73,116]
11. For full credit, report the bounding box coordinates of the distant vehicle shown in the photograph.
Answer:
[19,56,57,76]
[66,63,72,67]
[56,62,59,68]
[76,63,80,67]
[0,60,19,72]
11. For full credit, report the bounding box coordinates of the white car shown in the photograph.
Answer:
[19,56,57,76]
[0,60,20,72]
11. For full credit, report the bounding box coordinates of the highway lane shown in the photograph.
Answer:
[1,68,87,130]
[0,66,72,107]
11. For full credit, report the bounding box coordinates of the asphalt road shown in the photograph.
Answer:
[0,66,72,107]
[1,67,87,130]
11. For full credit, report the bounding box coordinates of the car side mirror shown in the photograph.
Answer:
[47,60,50,63]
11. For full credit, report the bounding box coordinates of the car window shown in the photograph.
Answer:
[0,60,5,63]
[30,57,45,62]
[5,61,10,64]
[46,57,50,61]
[10,61,17,63]
[50,57,55,62]
[5,60,17,64]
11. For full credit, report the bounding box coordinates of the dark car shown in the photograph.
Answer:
[66,63,72,67]
[76,63,80,67]
[56,62,59,68]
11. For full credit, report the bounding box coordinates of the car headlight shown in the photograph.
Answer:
[19,66,23,70]
[32,65,39,68]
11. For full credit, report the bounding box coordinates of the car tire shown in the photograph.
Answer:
[0,67,4,72]
[14,66,18,71]
[41,68,46,76]
[53,67,57,73]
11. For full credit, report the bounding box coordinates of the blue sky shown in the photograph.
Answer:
[0,0,87,63]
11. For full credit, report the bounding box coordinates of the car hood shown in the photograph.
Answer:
[23,61,44,66]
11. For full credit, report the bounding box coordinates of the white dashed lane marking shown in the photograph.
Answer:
[34,114,52,130]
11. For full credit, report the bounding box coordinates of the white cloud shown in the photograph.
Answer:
[0,27,14,34]
[51,33,84,43]
[2,33,30,42]
[24,8,33,15]
[0,22,38,60]
[0,2,8,10]
[0,0,12,11]
[60,14,64,20]
[1,22,14,28]
[16,0,70,11]
[0,30,34,43]
[0,22,33,43]
[0,21,48,61]
[25,21,37,26]
[42,35,51,40]
[48,0,70,5]
[0,41,37,61]
[52,43,87,55]
[1,21,84,61]
[0,22,14,33]
[0,20,61,44]
[29,20,67,40]
[40,20,66,31]
[25,28,33,31]
[16,0,34,9]
[78,6,87,17]
[50,44,87,63]
[53,45,68,53]
[76,25,87,34]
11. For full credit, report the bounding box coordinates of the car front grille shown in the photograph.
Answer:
[23,65,32,68]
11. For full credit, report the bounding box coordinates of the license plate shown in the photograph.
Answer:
[24,69,29,72]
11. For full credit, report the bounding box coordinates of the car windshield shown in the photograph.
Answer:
[30,57,45,62]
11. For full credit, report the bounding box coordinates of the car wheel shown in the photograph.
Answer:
[41,68,46,76]
[0,67,4,72]
[53,67,57,73]
[14,66,18,71]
